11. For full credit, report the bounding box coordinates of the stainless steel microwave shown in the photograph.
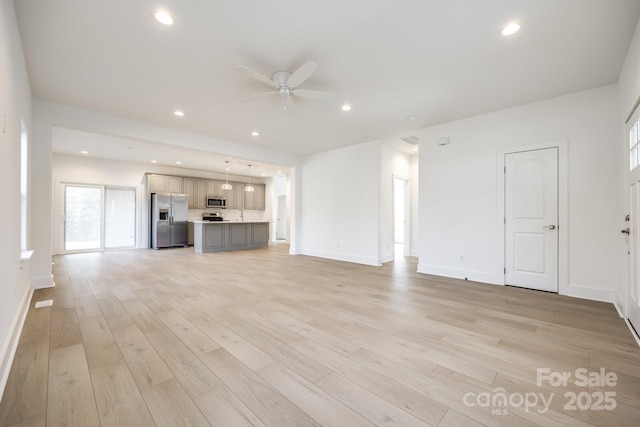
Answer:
[206,196,226,209]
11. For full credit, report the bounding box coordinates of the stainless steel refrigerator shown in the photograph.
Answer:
[151,193,188,249]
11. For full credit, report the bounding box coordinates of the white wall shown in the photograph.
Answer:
[410,154,419,257]
[299,141,382,265]
[616,17,640,314]
[52,153,271,253]
[0,0,33,401]
[379,144,411,263]
[419,84,621,302]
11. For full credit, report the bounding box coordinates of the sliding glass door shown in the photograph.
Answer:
[64,184,135,252]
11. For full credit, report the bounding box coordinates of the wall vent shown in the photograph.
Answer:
[400,135,419,145]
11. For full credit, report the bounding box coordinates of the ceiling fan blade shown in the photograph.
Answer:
[292,89,336,100]
[237,65,276,87]
[286,61,318,88]
[237,91,279,102]
[283,94,296,114]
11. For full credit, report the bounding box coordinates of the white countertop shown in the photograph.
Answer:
[192,220,270,224]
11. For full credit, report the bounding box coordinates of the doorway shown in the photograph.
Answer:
[394,177,409,259]
[276,194,287,240]
[504,148,559,292]
[626,112,640,335]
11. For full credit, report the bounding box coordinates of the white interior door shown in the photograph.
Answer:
[276,195,287,240]
[627,115,640,334]
[505,148,559,292]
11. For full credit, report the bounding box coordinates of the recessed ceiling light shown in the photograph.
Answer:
[251,131,260,136]
[174,110,184,117]
[341,104,352,111]
[407,115,417,121]
[277,170,282,174]
[151,160,157,163]
[80,150,88,154]
[501,22,520,36]
[412,147,418,152]
[154,10,173,25]
[176,161,182,165]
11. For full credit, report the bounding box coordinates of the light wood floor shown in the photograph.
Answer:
[1,244,639,426]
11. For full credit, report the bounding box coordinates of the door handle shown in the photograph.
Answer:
[622,228,631,235]
[542,225,556,230]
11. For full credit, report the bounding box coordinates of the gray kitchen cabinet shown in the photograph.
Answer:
[187,221,194,245]
[194,221,269,253]
[243,184,266,210]
[203,223,226,249]
[228,223,250,247]
[255,184,265,210]
[195,179,207,208]
[231,183,244,209]
[251,222,269,245]
[205,180,218,196]
[184,178,195,208]
[220,183,235,208]
[148,174,183,194]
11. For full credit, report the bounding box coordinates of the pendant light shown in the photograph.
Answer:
[221,160,232,190]
[245,164,255,192]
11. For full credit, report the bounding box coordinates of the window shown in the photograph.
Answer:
[20,121,28,250]
[64,184,136,252]
[631,119,640,171]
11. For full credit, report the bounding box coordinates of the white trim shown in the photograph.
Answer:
[300,248,382,266]
[615,290,627,318]
[561,285,615,303]
[497,140,569,294]
[380,254,395,264]
[32,274,55,289]
[417,263,503,285]
[0,286,33,403]
[624,318,640,347]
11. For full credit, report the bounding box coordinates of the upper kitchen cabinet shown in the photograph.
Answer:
[243,184,265,210]
[184,178,195,207]
[148,174,183,194]
[219,183,236,208]
[195,180,207,208]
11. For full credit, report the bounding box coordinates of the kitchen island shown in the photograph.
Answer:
[193,220,269,253]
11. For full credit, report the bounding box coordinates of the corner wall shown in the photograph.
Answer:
[0,0,33,401]
[299,141,382,265]
[418,85,621,302]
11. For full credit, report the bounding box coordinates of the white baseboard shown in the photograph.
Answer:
[562,285,615,304]
[380,254,394,264]
[417,264,503,285]
[32,274,54,289]
[0,285,33,404]
[614,291,626,318]
[299,248,382,266]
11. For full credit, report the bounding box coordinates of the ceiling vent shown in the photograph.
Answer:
[400,135,419,146]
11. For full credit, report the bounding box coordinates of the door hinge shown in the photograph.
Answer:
[504,217,506,224]
[504,267,506,274]
[504,166,506,173]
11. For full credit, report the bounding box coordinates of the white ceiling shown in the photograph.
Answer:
[14,0,640,169]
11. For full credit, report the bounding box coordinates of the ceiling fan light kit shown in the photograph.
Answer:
[238,61,336,112]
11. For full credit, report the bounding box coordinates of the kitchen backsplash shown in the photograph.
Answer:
[188,208,270,222]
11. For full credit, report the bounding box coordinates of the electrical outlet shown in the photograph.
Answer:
[459,255,465,262]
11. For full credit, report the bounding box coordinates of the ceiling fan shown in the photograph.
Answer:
[237,61,335,113]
